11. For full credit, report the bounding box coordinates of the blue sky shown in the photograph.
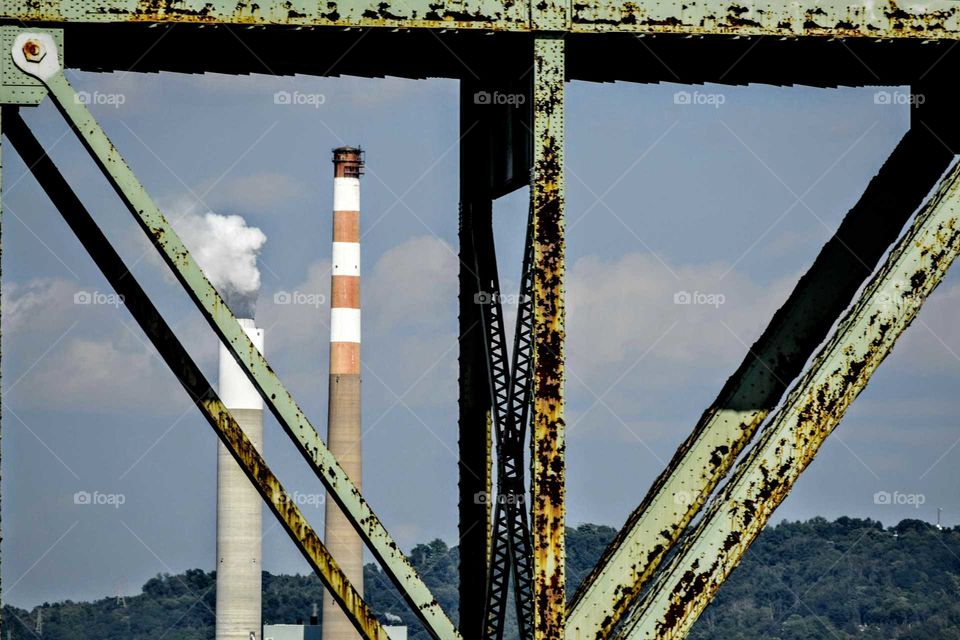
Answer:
[3,69,959,610]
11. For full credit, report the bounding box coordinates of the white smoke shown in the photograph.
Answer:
[175,211,267,319]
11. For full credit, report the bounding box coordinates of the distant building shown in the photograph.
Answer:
[263,624,320,640]
[384,626,407,640]
[264,617,405,640]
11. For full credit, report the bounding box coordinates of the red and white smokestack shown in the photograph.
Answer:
[216,318,264,640]
[322,147,364,640]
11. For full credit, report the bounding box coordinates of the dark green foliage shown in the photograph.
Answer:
[4,518,957,640]
[688,517,960,640]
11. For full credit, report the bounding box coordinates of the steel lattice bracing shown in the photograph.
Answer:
[471,202,536,640]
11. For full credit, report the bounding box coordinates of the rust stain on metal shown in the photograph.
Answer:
[532,36,565,640]
[203,398,389,640]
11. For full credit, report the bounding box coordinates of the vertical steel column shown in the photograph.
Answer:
[530,35,565,640]
[0,105,4,622]
[459,80,494,640]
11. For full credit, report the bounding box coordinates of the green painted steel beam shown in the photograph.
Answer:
[8,33,460,640]
[4,0,960,37]
[618,157,960,639]
[566,122,955,640]
[531,34,565,640]
[3,106,389,640]
[0,0,527,30]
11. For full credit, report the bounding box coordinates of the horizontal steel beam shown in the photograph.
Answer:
[4,0,960,37]
[619,156,960,639]
[2,107,389,640]
[9,35,460,640]
[567,122,955,640]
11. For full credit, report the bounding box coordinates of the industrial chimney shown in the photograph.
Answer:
[216,318,265,640]
[322,147,365,640]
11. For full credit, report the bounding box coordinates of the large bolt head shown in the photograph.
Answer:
[22,39,46,63]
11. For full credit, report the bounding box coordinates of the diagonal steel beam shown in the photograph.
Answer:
[531,34,566,640]
[619,156,960,640]
[9,35,459,640]
[2,106,390,640]
[567,120,954,640]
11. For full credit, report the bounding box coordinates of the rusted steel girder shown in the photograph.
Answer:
[2,107,390,640]
[5,0,960,38]
[531,35,565,640]
[618,157,960,639]
[8,35,459,640]
[567,120,955,640]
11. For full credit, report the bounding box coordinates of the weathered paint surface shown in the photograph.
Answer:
[573,0,960,36]
[14,51,459,640]
[3,107,387,640]
[4,0,960,36]
[567,124,956,640]
[618,158,960,639]
[531,34,565,640]
[0,0,527,30]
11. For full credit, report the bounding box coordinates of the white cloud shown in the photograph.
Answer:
[566,252,795,384]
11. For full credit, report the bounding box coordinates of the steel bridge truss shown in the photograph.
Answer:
[3,3,960,640]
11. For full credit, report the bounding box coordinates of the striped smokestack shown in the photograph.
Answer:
[322,147,364,640]
[216,318,265,640]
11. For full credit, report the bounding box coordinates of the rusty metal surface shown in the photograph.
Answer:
[572,0,960,36]
[8,39,460,640]
[531,34,565,640]
[5,0,960,37]
[617,156,960,640]
[566,122,956,640]
[2,106,389,640]
[1,0,527,30]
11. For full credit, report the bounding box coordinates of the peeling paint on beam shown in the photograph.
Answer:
[618,158,960,640]
[2,107,387,640]
[566,124,955,640]
[571,0,960,37]
[531,34,565,640]
[1,0,528,31]
[6,0,960,37]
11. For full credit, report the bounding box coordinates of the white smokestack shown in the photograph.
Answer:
[216,318,264,640]
[175,209,267,640]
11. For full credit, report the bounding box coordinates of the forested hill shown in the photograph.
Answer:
[4,518,959,640]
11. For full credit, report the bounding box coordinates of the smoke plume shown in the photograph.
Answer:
[176,211,267,319]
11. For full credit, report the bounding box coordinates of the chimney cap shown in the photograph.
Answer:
[332,146,365,177]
